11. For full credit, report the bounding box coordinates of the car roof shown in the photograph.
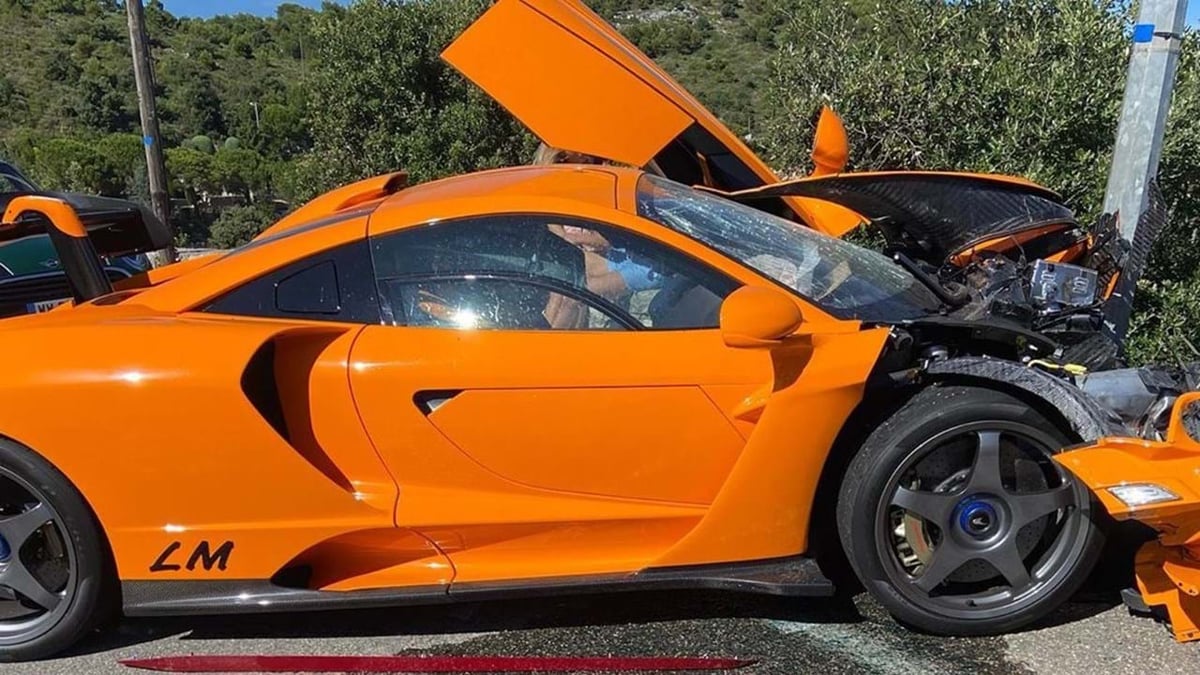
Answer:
[0,161,35,187]
[369,164,626,232]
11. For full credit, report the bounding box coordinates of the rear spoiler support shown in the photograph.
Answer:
[0,196,113,303]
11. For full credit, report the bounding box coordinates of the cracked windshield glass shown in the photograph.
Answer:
[636,175,942,321]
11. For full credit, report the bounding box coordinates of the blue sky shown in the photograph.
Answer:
[161,1,329,19]
[169,0,1200,23]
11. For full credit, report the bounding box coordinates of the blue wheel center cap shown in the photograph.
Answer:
[0,533,9,562]
[957,498,999,538]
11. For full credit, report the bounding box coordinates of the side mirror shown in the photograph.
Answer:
[810,106,849,176]
[720,286,805,348]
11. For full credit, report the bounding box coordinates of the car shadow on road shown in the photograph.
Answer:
[64,590,863,657]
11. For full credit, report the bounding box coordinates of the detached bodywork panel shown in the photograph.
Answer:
[1057,392,1200,642]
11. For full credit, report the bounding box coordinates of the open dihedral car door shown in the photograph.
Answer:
[441,0,782,193]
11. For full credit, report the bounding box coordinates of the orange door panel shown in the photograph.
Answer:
[425,386,745,503]
[347,326,771,582]
[653,328,891,566]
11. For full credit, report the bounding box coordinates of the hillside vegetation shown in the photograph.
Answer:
[1,0,1199,363]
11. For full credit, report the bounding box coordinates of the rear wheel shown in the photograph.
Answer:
[837,385,1103,635]
[0,440,113,661]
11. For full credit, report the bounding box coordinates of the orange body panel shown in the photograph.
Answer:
[1057,392,1200,642]
[427,386,746,504]
[654,328,888,565]
[255,172,407,240]
[443,0,774,183]
[443,0,691,169]
[347,327,765,582]
[948,223,1082,267]
[0,311,391,581]
[115,253,220,291]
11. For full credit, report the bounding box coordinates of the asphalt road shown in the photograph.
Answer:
[15,529,1200,675]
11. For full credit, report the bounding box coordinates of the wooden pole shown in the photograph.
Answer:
[125,0,177,264]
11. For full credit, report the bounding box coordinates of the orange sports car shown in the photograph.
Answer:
[0,0,1185,662]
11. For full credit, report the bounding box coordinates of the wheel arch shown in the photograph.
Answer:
[922,357,1123,443]
[806,382,919,580]
[0,433,122,604]
[806,356,1121,577]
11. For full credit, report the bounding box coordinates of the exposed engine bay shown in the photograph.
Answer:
[723,171,1189,442]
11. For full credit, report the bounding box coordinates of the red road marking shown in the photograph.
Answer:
[120,655,756,672]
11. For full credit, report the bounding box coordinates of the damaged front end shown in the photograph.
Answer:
[1056,392,1200,642]
[725,172,1171,372]
[799,171,1200,641]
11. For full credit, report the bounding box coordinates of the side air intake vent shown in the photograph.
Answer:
[240,340,289,442]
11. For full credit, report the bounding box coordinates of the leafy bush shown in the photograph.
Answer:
[207,204,277,249]
[295,0,535,201]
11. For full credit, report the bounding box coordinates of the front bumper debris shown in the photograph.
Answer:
[1055,391,1200,642]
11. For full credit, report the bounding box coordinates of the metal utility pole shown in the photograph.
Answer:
[1104,0,1188,235]
[125,0,177,264]
[1102,0,1187,344]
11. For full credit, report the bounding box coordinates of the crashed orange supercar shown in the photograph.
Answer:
[0,163,1116,661]
[0,0,1184,662]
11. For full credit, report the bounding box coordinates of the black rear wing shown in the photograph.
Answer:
[0,194,151,303]
[0,191,172,256]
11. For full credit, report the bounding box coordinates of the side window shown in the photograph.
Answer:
[370,215,738,330]
[204,239,381,323]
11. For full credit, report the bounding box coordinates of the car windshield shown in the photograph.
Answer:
[635,174,943,321]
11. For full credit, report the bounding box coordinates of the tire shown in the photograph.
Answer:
[0,439,115,661]
[837,384,1103,636]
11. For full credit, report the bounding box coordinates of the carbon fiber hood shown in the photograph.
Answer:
[723,172,1076,262]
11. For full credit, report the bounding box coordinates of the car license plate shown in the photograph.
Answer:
[26,298,69,314]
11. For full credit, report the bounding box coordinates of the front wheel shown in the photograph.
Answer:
[837,385,1103,635]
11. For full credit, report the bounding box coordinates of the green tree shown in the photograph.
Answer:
[181,135,216,154]
[257,102,309,159]
[31,137,104,192]
[94,133,145,196]
[208,204,276,248]
[165,146,215,200]
[212,146,268,198]
[298,0,534,200]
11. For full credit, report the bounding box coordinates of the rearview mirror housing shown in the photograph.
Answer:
[720,286,805,348]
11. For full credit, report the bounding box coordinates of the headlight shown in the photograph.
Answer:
[1107,484,1180,508]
